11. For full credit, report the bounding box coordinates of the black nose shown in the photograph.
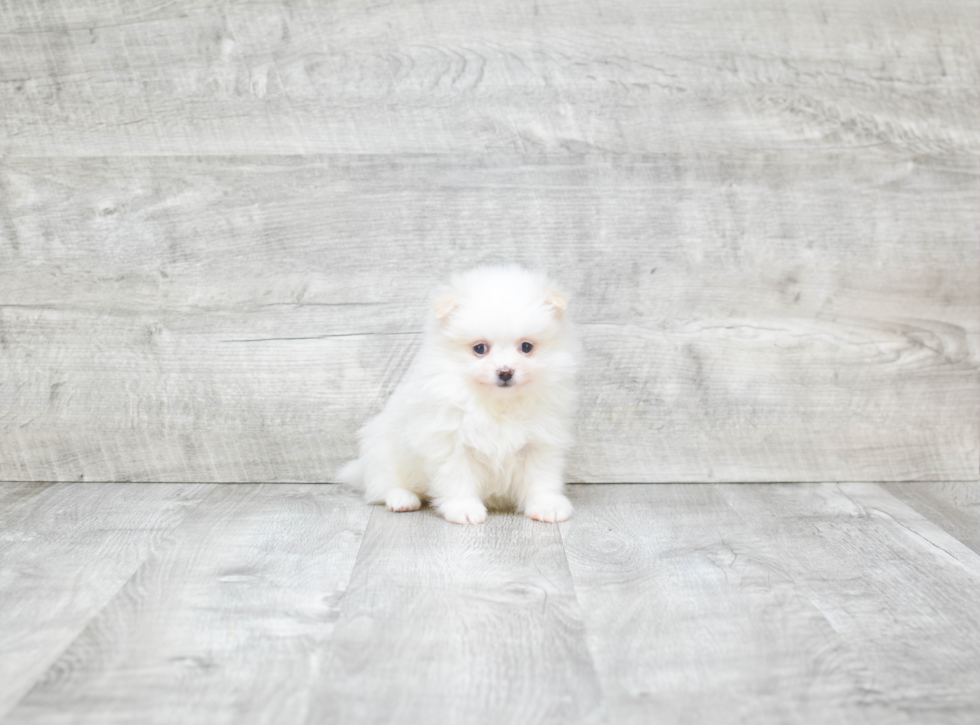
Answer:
[497,368,513,382]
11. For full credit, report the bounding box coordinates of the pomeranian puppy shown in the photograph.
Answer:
[337,265,578,525]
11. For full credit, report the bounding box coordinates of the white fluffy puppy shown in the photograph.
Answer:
[338,265,578,525]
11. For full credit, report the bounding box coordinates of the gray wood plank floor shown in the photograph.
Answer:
[1,482,978,725]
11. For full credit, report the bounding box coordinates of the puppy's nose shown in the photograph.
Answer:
[497,367,513,382]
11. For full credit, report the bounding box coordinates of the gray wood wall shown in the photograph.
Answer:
[1,0,977,483]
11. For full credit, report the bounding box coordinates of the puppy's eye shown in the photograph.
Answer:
[521,342,534,354]
[473,343,489,356]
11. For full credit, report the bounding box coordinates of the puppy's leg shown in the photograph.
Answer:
[384,488,422,512]
[362,451,422,513]
[521,445,573,523]
[430,449,487,525]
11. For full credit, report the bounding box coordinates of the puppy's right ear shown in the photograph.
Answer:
[544,288,567,319]
[433,295,457,323]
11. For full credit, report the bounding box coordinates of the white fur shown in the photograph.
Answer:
[337,265,579,525]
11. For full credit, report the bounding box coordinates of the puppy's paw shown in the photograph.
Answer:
[439,498,488,525]
[385,488,422,513]
[525,493,573,523]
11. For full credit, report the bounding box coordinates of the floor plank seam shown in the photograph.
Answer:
[0,483,218,722]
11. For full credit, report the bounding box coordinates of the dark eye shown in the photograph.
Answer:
[521,342,534,354]
[473,343,488,356]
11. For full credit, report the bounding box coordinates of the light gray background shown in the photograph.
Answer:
[1,0,977,483]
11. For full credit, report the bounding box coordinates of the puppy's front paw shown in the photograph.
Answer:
[525,493,573,523]
[385,488,422,513]
[439,498,488,525]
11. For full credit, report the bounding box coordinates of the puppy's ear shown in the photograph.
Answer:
[433,295,457,322]
[544,288,567,319]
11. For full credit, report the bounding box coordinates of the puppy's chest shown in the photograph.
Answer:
[457,410,531,460]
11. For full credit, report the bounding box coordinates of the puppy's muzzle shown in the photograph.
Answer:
[497,367,514,386]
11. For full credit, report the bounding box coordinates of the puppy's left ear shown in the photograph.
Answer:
[433,295,457,323]
[544,288,567,319]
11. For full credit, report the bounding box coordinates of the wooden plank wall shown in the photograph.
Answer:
[0,0,977,483]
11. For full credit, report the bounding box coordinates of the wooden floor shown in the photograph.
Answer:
[2,3,976,721]
[1,481,978,725]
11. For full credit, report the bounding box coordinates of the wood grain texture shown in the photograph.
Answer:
[717,482,980,724]
[1,0,977,156]
[0,482,211,720]
[4,483,371,725]
[885,482,980,555]
[4,482,980,724]
[561,484,881,724]
[562,483,980,724]
[1,153,976,482]
[0,482,58,519]
[311,506,604,725]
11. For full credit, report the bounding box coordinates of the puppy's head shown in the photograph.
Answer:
[430,265,573,395]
